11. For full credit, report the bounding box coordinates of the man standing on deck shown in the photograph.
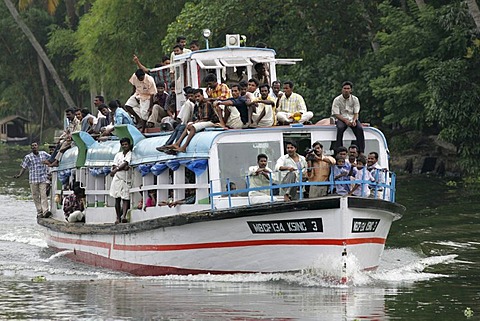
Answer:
[275,141,307,201]
[306,141,336,198]
[14,142,51,218]
[109,137,133,224]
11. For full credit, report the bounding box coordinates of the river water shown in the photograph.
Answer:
[1,148,479,320]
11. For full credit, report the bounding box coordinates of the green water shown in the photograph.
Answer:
[2,146,480,320]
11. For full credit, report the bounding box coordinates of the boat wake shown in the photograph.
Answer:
[0,227,46,248]
[38,250,73,262]
[142,247,458,287]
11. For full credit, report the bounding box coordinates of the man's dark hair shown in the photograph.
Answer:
[108,100,119,109]
[336,146,348,154]
[176,36,186,43]
[135,69,145,78]
[357,155,367,165]
[239,80,248,88]
[348,144,359,152]
[230,84,240,91]
[259,84,270,91]
[80,108,90,117]
[98,103,108,111]
[204,73,217,83]
[173,44,182,50]
[183,86,192,94]
[193,88,204,95]
[120,137,131,145]
[285,141,297,149]
[161,55,170,63]
[190,39,200,47]
[283,81,294,89]
[248,78,259,86]
[342,81,353,88]
[257,153,268,162]
[65,107,76,114]
[312,141,323,149]
[272,80,281,86]
[254,63,265,72]
[95,95,105,103]
[369,152,379,160]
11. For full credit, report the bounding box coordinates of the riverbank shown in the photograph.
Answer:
[388,131,461,177]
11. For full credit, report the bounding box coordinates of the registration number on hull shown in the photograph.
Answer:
[247,218,323,234]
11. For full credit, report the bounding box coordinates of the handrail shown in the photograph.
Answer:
[209,167,397,210]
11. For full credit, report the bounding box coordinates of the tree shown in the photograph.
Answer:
[3,0,74,125]
[68,0,186,102]
[466,0,480,32]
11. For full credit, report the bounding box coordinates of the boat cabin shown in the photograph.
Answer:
[149,36,301,108]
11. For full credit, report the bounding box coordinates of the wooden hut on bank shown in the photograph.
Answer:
[0,115,30,144]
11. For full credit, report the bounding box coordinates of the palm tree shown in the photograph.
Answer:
[466,0,480,33]
[3,0,75,126]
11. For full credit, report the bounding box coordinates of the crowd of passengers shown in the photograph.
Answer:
[41,36,384,223]
[46,35,366,165]
[245,142,387,206]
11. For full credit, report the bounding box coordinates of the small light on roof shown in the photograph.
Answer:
[202,29,211,39]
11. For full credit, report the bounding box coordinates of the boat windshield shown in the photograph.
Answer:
[217,141,282,192]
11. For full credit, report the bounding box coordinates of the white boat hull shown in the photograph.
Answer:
[40,197,403,277]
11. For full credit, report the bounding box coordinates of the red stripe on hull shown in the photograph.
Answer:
[51,246,379,276]
[55,247,256,276]
[49,235,385,252]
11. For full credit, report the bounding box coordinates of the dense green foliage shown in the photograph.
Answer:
[0,0,479,173]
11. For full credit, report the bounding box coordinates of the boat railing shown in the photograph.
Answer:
[209,167,397,210]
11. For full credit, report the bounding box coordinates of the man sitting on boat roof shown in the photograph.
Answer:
[156,87,196,153]
[45,108,80,167]
[101,100,134,136]
[213,84,251,129]
[123,68,157,131]
[167,88,220,153]
[331,81,365,154]
[251,84,276,127]
[276,81,313,125]
[205,73,231,100]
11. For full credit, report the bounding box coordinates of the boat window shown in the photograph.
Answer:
[282,133,312,156]
[196,58,222,70]
[217,141,282,191]
[219,58,253,67]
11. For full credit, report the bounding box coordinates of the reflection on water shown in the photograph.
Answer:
[0,145,480,320]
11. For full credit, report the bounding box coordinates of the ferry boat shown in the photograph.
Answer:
[38,36,404,280]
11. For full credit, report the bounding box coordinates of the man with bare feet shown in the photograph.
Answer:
[165,89,219,153]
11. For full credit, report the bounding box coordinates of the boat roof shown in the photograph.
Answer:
[57,124,390,170]
[150,46,300,72]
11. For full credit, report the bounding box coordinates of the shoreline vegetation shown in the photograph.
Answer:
[1,1,479,175]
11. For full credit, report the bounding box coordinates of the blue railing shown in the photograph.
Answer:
[208,167,397,210]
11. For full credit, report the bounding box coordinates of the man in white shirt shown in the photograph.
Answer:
[248,154,274,204]
[275,141,307,201]
[331,81,365,154]
[124,69,157,129]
